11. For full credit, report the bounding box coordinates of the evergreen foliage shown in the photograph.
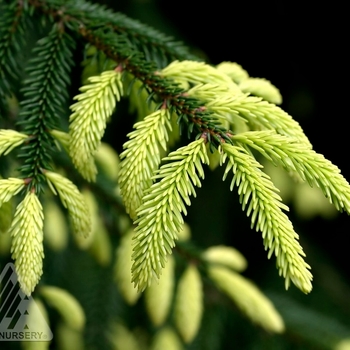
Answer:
[1,0,350,349]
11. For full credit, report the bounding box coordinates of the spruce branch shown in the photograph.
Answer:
[229,95,311,146]
[105,13,201,65]
[0,177,25,208]
[216,62,249,84]
[187,83,245,130]
[28,0,199,65]
[0,0,348,328]
[69,68,123,182]
[198,90,311,147]
[161,60,240,91]
[49,129,126,215]
[43,170,91,238]
[119,107,172,220]
[220,143,313,293]
[0,0,27,96]
[216,62,282,104]
[131,138,209,291]
[70,0,199,65]
[10,190,44,296]
[238,77,282,105]
[16,23,75,192]
[232,131,350,213]
[0,129,28,156]
[77,27,233,148]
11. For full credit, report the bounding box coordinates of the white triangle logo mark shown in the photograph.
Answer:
[0,263,53,342]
